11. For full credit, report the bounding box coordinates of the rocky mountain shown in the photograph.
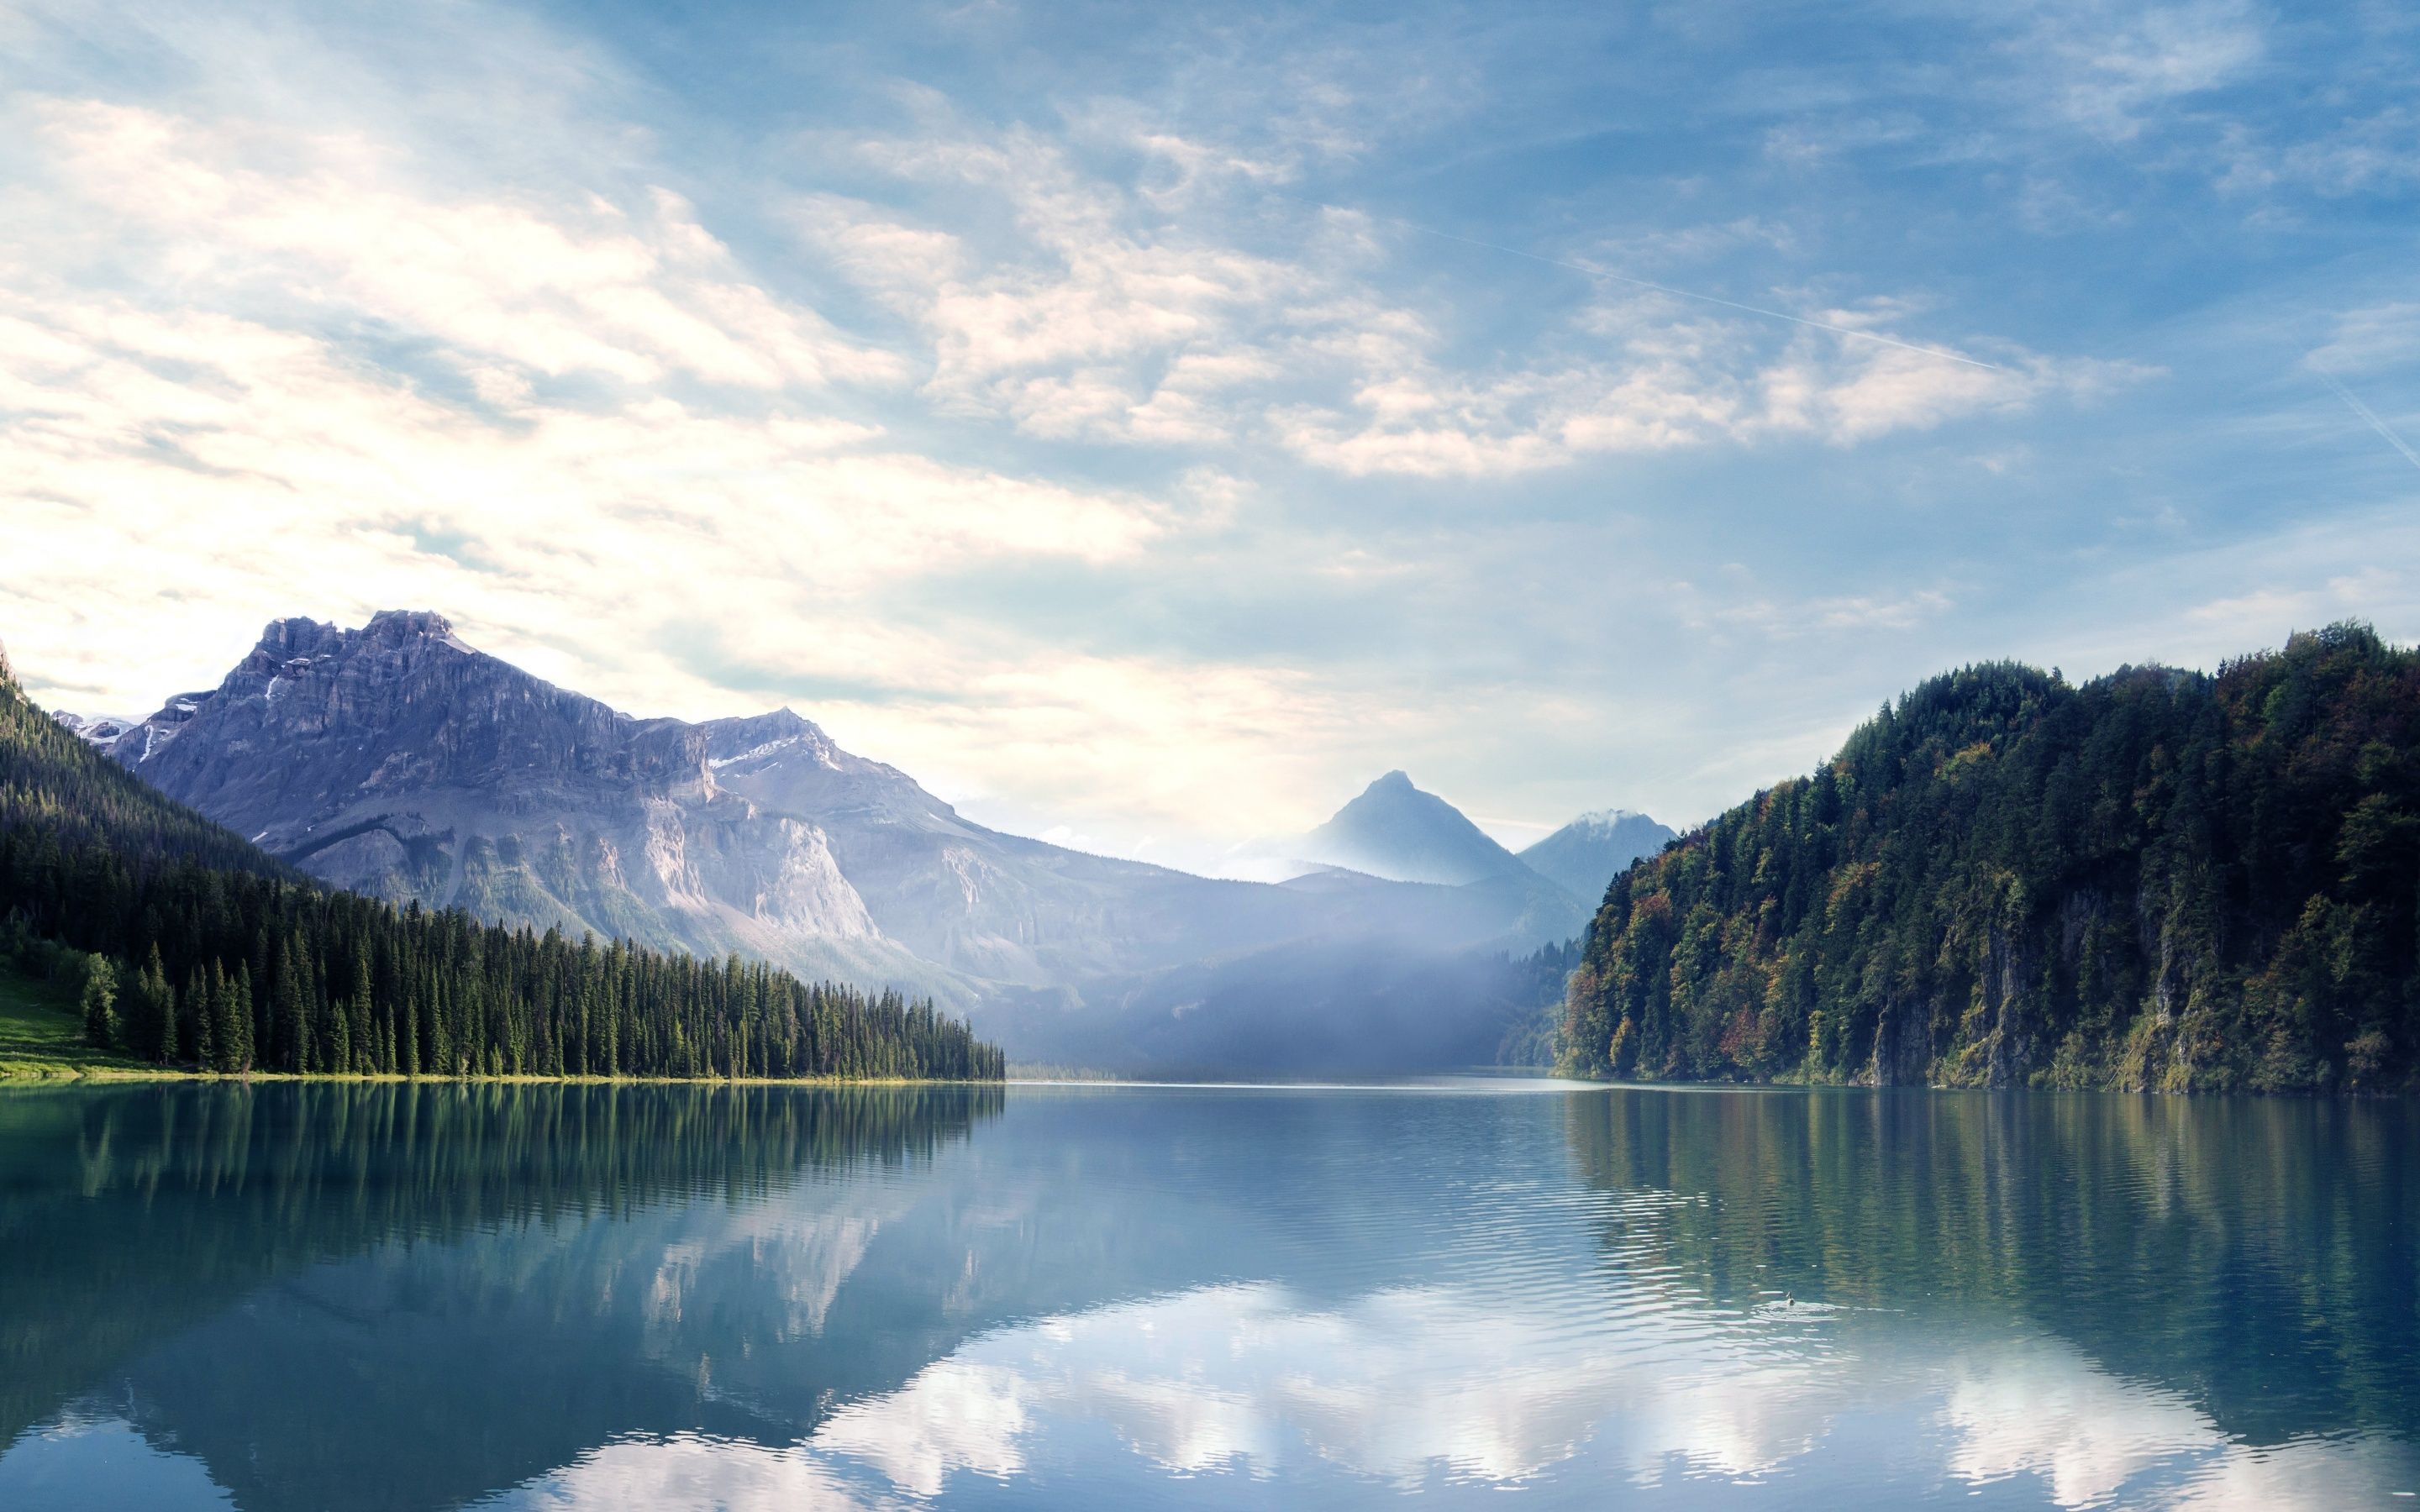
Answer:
[103,612,934,994]
[1,645,999,1081]
[1518,809,1677,904]
[99,613,1570,1063]
[50,711,138,748]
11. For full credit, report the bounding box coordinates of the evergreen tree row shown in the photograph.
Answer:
[0,659,1002,1081]
[1562,623,2420,1093]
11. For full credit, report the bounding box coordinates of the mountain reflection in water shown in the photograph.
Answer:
[0,1081,2412,1509]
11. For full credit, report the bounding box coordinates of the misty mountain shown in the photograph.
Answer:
[1518,809,1677,904]
[96,612,1572,1067]
[1292,770,1529,885]
[1221,769,1590,947]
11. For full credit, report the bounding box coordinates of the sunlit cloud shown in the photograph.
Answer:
[3,0,2416,857]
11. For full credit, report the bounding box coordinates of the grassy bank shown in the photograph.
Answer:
[0,965,175,1080]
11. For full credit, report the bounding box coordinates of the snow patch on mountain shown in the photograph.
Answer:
[50,711,138,748]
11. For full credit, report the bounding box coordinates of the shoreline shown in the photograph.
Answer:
[0,1065,1006,1088]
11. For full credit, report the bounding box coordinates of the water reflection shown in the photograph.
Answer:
[0,1082,2413,1509]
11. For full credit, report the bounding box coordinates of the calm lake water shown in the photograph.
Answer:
[0,1080,2414,1509]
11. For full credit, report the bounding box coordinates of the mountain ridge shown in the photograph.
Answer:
[93,612,1576,1065]
[0,643,1001,1081]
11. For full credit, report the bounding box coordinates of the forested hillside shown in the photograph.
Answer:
[1562,624,2420,1093]
[0,653,1001,1081]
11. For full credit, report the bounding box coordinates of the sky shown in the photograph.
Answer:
[2,0,2416,873]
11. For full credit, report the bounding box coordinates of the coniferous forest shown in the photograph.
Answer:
[0,659,1003,1082]
[1561,624,2420,1094]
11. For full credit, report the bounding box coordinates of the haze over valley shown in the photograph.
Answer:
[41,612,1668,1073]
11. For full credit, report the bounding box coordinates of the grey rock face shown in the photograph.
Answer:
[112,615,1572,1035]
[110,612,909,989]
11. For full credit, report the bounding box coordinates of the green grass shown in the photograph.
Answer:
[0,963,172,1080]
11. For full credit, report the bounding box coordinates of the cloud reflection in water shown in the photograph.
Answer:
[497,1270,2417,1509]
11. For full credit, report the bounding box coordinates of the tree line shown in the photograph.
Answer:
[1562,623,2420,1093]
[0,661,1002,1081]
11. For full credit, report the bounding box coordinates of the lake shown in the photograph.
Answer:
[0,1079,2413,1509]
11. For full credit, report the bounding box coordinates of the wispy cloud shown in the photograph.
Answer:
[0,0,2413,860]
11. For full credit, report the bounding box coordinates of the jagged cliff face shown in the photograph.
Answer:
[109,614,1564,1022]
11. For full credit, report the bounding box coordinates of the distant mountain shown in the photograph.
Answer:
[92,613,1570,1067]
[1292,770,1529,885]
[1214,770,1589,964]
[1562,627,2420,1093]
[1518,809,1676,904]
[50,711,138,748]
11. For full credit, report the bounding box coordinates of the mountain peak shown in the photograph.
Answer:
[1299,771,1524,887]
[364,608,456,638]
[243,611,476,670]
[1570,808,1642,829]
[1518,808,1677,902]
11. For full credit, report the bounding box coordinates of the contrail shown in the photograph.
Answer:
[2316,369,2420,472]
[1389,219,2008,372]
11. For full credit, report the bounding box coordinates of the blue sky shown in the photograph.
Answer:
[2,0,2415,869]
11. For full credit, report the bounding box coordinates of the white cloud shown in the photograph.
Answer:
[1276,312,2141,480]
[2306,302,2420,377]
[488,1435,896,1511]
[2017,0,2267,141]
[2,0,2397,865]
[17,99,897,391]
[0,93,1369,840]
[793,117,2122,478]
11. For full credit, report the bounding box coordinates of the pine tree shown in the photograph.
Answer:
[190,964,217,1070]
[279,934,311,1074]
[208,963,242,1073]
[135,946,175,1066]
[79,953,118,1049]
[231,963,255,1073]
